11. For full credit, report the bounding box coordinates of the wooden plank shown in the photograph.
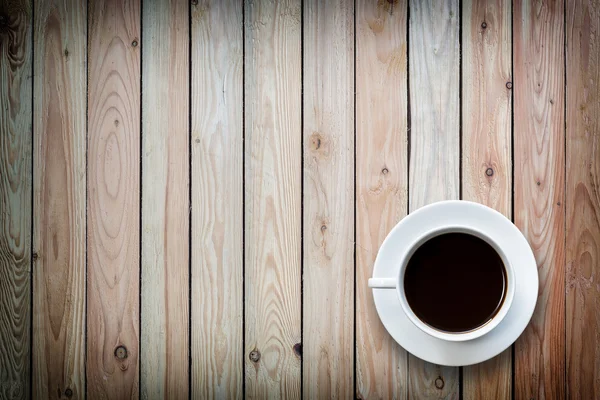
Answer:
[140,0,188,398]
[32,0,86,398]
[87,0,140,398]
[565,0,600,398]
[244,0,302,397]
[513,0,566,398]
[408,0,459,398]
[355,0,408,398]
[0,1,32,399]
[303,0,354,397]
[461,0,512,398]
[191,0,243,398]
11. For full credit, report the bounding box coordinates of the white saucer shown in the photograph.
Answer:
[371,200,538,366]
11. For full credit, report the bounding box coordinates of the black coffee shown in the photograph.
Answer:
[403,232,506,333]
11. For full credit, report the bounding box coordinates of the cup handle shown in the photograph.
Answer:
[368,278,397,289]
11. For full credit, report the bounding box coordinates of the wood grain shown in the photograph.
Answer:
[513,0,566,398]
[191,0,243,398]
[461,0,512,398]
[566,0,600,398]
[408,0,459,397]
[140,0,188,398]
[0,1,32,399]
[244,0,302,397]
[355,0,408,398]
[32,0,86,398]
[87,0,140,398]
[303,0,354,397]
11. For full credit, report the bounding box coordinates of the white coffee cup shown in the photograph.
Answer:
[368,225,516,342]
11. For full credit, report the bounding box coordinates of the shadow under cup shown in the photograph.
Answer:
[401,230,511,338]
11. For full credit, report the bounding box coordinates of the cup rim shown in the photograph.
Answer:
[396,225,516,342]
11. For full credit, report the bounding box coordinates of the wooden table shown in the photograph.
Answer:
[0,0,598,398]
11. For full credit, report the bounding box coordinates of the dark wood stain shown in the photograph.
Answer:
[0,2,31,399]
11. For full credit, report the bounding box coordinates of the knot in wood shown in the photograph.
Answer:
[310,133,322,151]
[64,388,73,398]
[309,132,330,158]
[506,81,513,90]
[485,167,494,177]
[131,39,138,47]
[0,14,7,27]
[434,376,444,389]
[481,21,487,29]
[249,349,260,363]
[191,0,198,4]
[114,345,128,359]
[382,167,389,175]
[293,343,302,358]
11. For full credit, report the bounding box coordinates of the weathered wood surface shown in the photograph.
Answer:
[408,0,460,397]
[191,0,243,398]
[32,0,86,398]
[513,0,566,398]
[355,0,408,398]
[2,1,600,398]
[461,0,512,398]
[0,1,32,399]
[566,0,600,398]
[244,0,302,398]
[303,0,355,398]
[140,0,189,398]
[87,0,140,398]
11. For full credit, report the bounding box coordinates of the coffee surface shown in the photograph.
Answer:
[403,232,506,333]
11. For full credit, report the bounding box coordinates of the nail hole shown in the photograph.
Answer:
[32,252,39,261]
[537,181,541,186]
[249,349,260,363]
[191,0,198,4]
[321,225,327,232]
[550,99,554,104]
[64,49,69,57]
[485,168,494,177]
[506,82,513,89]
[0,14,7,27]
[114,345,128,359]
[557,201,561,206]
